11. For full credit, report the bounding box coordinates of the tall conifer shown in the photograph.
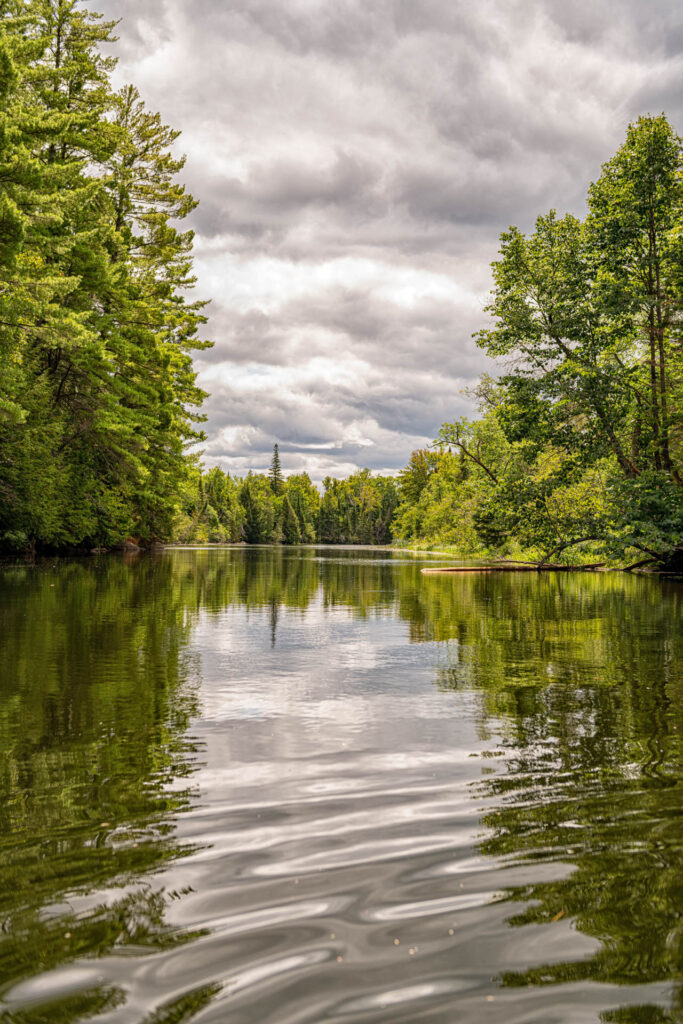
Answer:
[0,0,209,550]
[269,443,283,494]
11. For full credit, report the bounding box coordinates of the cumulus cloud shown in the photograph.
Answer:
[95,0,683,481]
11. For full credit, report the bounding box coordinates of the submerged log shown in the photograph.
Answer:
[422,566,535,574]
[421,563,606,575]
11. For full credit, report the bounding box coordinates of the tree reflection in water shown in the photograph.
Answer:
[0,551,680,1024]
[0,557,208,1014]
[428,572,682,1024]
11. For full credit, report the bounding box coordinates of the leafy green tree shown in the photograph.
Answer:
[476,210,637,478]
[205,468,245,542]
[397,115,683,568]
[372,475,400,543]
[319,471,399,544]
[318,477,343,542]
[397,449,441,505]
[587,114,682,480]
[394,406,615,565]
[393,450,479,549]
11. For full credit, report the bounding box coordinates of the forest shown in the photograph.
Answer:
[175,446,399,546]
[0,1,681,569]
[392,113,683,572]
[182,114,683,571]
[0,0,208,552]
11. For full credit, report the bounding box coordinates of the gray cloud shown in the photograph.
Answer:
[95,0,683,481]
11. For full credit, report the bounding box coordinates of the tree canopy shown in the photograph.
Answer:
[0,0,208,553]
[177,464,399,546]
[393,115,683,570]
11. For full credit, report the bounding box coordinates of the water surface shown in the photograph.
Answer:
[0,547,681,1023]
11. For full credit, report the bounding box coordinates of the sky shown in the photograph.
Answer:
[94,0,683,483]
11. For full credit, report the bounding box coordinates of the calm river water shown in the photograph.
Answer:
[0,547,681,1024]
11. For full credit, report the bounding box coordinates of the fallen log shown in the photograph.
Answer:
[421,563,607,574]
[422,566,536,574]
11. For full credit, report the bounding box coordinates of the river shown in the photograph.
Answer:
[0,547,680,1023]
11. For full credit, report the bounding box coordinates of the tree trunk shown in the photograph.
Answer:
[647,221,662,471]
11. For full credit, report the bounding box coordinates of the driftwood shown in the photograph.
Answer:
[623,557,658,572]
[421,562,607,575]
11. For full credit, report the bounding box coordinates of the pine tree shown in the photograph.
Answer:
[281,495,301,545]
[269,443,283,494]
[0,0,210,551]
[239,475,276,543]
[0,1,115,546]
[102,82,210,540]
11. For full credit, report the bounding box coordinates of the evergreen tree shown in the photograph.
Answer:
[269,443,283,494]
[281,495,301,545]
[239,475,277,543]
[0,0,209,551]
[285,473,320,542]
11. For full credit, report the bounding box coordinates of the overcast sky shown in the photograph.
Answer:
[94,0,683,482]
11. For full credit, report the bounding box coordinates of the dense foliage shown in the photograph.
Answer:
[0,0,208,553]
[176,459,399,545]
[394,116,683,570]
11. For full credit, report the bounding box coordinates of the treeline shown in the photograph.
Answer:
[394,116,683,571]
[176,447,399,545]
[0,1,207,553]
[2,19,680,577]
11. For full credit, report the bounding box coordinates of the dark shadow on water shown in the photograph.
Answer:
[0,557,209,1015]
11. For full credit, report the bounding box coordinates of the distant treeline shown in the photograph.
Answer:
[177,448,399,546]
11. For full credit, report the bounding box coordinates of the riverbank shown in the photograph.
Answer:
[3,539,680,577]
[391,539,683,576]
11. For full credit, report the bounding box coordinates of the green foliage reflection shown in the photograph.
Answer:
[0,551,680,1023]
[425,572,682,1019]
[0,556,206,993]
